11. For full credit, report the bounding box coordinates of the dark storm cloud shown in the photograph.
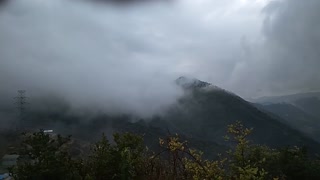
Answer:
[0,0,8,5]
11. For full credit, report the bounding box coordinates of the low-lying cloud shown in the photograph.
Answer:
[0,0,186,117]
[0,0,319,116]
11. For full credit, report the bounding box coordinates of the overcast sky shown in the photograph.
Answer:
[0,0,319,116]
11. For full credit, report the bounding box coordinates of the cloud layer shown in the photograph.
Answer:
[0,0,319,115]
[229,0,320,97]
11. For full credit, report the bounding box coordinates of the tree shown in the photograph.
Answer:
[9,121,320,180]
[152,134,226,179]
[9,131,80,180]
[225,121,268,180]
[86,132,145,180]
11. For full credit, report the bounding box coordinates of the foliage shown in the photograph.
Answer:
[85,132,145,180]
[276,146,320,180]
[225,121,268,179]
[145,134,226,179]
[9,131,80,180]
[8,122,320,180]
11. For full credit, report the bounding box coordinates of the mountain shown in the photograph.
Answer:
[112,78,320,155]
[251,92,320,142]
[1,78,320,157]
[175,76,212,89]
[153,80,320,153]
[252,92,320,118]
[294,97,320,119]
[254,103,320,142]
[252,92,320,105]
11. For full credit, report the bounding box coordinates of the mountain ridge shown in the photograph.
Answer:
[1,78,320,157]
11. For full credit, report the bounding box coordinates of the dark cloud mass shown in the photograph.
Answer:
[260,0,320,95]
[215,0,320,97]
[0,0,319,115]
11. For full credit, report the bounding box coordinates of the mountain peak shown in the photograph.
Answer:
[175,76,211,89]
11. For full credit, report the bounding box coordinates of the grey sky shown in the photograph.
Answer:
[0,0,319,115]
[229,0,320,98]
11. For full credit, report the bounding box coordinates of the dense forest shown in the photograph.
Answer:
[7,121,320,180]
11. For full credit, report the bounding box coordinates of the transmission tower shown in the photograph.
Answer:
[14,90,28,130]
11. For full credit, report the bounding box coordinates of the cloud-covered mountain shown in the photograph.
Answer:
[161,80,320,151]
[3,78,319,157]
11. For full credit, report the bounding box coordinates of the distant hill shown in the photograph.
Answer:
[251,92,320,105]
[254,103,320,142]
[251,92,320,142]
[252,92,320,119]
[294,97,320,119]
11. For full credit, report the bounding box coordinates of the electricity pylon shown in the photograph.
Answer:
[14,90,28,130]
